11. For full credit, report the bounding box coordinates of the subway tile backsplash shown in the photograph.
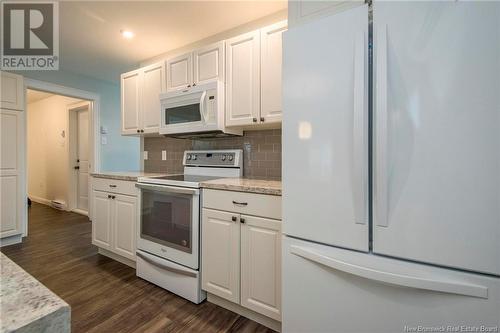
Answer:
[144,129,282,179]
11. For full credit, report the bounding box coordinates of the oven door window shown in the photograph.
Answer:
[141,189,193,253]
[165,104,201,125]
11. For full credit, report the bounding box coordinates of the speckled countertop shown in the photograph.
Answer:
[200,178,282,196]
[0,253,70,333]
[90,171,166,182]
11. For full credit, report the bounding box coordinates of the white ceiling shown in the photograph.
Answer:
[27,90,54,104]
[60,1,287,83]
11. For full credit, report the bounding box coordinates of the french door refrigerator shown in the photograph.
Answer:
[282,2,500,332]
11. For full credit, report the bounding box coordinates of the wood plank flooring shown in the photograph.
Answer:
[1,203,275,333]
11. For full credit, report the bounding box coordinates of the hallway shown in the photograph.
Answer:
[1,203,273,333]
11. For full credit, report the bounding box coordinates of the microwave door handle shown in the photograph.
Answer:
[199,91,208,123]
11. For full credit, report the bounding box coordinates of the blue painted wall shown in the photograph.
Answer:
[19,70,140,171]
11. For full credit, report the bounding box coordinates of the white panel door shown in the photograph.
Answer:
[166,52,193,92]
[92,190,112,250]
[373,1,500,275]
[201,208,240,303]
[121,70,141,135]
[0,72,24,111]
[112,194,136,260]
[260,21,287,124]
[240,215,281,321]
[225,30,261,126]
[142,62,165,133]
[282,5,369,251]
[0,109,23,238]
[283,236,500,333]
[77,108,89,212]
[194,41,224,85]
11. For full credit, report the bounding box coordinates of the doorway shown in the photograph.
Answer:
[26,89,91,216]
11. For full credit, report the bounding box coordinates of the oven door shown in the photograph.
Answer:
[136,183,200,270]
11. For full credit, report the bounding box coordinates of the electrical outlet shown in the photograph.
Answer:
[162,150,167,161]
[143,151,148,160]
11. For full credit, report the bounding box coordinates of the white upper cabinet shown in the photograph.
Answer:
[166,52,193,92]
[260,21,287,124]
[142,63,165,133]
[288,0,364,28]
[194,41,224,86]
[121,70,141,135]
[225,30,261,127]
[121,62,165,135]
[1,72,24,111]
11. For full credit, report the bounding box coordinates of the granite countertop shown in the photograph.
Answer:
[200,178,282,196]
[90,171,166,182]
[0,253,70,333]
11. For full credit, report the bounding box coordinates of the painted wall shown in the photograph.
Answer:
[27,95,82,206]
[16,70,140,172]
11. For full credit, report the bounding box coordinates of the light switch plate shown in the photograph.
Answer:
[162,150,167,161]
[143,151,148,160]
[101,136,107,145]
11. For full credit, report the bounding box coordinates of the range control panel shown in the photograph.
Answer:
[183,150,242,168]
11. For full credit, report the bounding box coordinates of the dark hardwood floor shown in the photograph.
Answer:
[1,203,275,333]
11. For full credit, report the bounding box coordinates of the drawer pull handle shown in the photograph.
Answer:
[109,185,117,188]
[232,200,248,206]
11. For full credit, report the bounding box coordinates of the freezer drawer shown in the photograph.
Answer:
[283,237,500,333]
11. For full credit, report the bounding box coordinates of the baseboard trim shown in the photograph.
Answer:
[97,248,136,269]
[29,195,68,211]
[207,293,281,332]
[0,234,23,247]
[71,208,88,217]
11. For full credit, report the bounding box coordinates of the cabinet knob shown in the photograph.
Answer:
[136,129,140,133]
[232,216,237,222]
[108,195,112,199]
[141,129,144,133]
[252,118,257,123]
[240,218,245,224]
[192,83,196,86]
[260,117,265,122]
[187,84,191,88]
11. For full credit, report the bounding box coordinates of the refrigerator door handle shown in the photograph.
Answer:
[290,245,489,299]
[353,29,367,225]
[375,24,389,227]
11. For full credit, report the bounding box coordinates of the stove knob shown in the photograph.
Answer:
[192,154,197,160]
[228,155,234,161]
[186,154,192,160]
[221,155,226,161]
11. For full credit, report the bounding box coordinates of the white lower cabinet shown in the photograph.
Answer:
[240,215,281,321]
[201,209,240,303]
[201,190,282,322]
[91,178,137,262]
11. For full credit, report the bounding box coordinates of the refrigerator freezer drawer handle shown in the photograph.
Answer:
[290,245,488,299]
[136,250,197,278]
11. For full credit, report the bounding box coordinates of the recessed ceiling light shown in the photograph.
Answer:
[121,30,134,39]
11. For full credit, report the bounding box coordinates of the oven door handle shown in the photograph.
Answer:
[136,250,197,278]
[135,183,199,195]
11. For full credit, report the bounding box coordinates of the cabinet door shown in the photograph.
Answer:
[201,208,240,303]
[225,30,261,126]
[261,21,287,124]
[0,109,24,238]
[166,52,193,91]
[121,70,141,135]
[288,1,364,28]
[141,62,165,134]
[240,215,281,321]
[112,194,136,260]
[0,72,24,111]
[193,41,224,85]
[92,190,112,250]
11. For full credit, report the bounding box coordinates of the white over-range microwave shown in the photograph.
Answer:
[159,81,241,138]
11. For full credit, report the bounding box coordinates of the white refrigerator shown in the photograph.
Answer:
[282,2,500,332]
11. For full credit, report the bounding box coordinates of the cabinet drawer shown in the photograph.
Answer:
[203,189,281,220]
[92,177,137,196]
